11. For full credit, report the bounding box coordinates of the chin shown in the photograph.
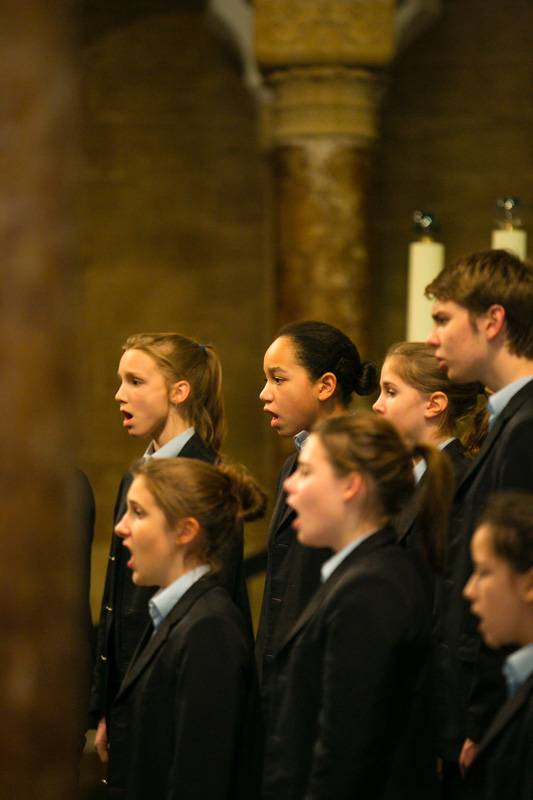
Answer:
[297,529,327,549]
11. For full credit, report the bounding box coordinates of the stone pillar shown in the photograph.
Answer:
[255,0,395,353]
[0,1,83,797]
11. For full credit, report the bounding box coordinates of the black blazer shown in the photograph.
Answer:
[435,380,533,754]
[465,671,533,800]
[262,527,438,800]
[106,576,261,800]
[255,452,331,721]
[90,432,252,724]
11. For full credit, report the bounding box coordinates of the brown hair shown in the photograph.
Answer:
[425,249,533,359]
[385,342,488,454]
[131,457,267,573]
[123,333,227,455]
[277,320,378,406]
[477,491,533,574]
[315,412,455,574]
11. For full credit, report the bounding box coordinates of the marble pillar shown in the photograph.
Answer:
[0,1,84,796]
[255,0,395,354]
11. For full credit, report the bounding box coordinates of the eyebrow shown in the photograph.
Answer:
[266,366,289,375]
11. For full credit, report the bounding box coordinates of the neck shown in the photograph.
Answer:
[333,514,383,554]
[480,348,533,393]
[311,400,349,430]
[153,416,192,451]
[161,554,205,589]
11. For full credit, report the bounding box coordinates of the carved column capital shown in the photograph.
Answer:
[255,0,395,69]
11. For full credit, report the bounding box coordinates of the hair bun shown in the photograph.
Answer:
[355,360,379,396]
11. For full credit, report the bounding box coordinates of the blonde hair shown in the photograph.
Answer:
[124,333,227,455]
[132,457,267,573]
[315,412,455,574]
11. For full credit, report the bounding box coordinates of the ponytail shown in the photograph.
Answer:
[412,444,455,575]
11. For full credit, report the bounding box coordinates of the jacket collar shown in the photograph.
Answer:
[474,670,533,760]
[455,379,533,494]
[115,574,216,700]
[277,527,397,655]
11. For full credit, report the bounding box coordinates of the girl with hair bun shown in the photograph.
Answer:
[256,320,377,721]
[107,457,267,800]
[91,333,251,763]
[262,412,454,800]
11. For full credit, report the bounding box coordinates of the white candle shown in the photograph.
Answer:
[491,228,527,261]
[406,239,445,342]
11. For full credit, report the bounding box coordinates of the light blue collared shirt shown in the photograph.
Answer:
[488,376,533,430]
[148,564,212,631]
[413,437,455,483]
[293,430,309,453]
[503,642,533,697]
[321,531,377,583]
[143,426,196,459]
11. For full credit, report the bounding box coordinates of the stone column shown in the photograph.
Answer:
[0,1,84,797]
[255,0,395,354]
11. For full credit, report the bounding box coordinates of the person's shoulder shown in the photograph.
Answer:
[181,432,217,464]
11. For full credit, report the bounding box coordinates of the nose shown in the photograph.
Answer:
[115,512,129,539]
[372,394,385,414]
[115,382,126,403]
[283,473,295,494]
[463,573,475,601]
[426,328,438,347]
[260,382,272,402]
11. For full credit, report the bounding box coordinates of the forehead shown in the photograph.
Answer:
[299,433,328,464]
[471,523,497,560]
[432,299,469,317]
[380,358,404,383]
[263,336,300,370]
[118,347,159,375]
[128,474,151,503]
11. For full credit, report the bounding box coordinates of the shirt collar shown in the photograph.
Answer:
[148,564,211,630]
[321,531,377,583]
[143,426,196,459]
[413,437,456,483]
[293,430,309,453]
[488,377,533,430]
[503,642,533,696]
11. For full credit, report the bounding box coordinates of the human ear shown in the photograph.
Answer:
[521,566,533,604]
[175,517,200,546]
[170,380,191,406]
[318,372,337,401]
[484,304,506,341]
[424,391,449,420]
[343,471,364,502]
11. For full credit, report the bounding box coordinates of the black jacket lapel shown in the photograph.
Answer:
[115,576,215,699]
[455,381,533,494]
[474,671,533,758]
[277,528,397,655]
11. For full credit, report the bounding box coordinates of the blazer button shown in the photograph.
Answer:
[100,654,107,661]
[109,556,116,561]
[105,606,112,612]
